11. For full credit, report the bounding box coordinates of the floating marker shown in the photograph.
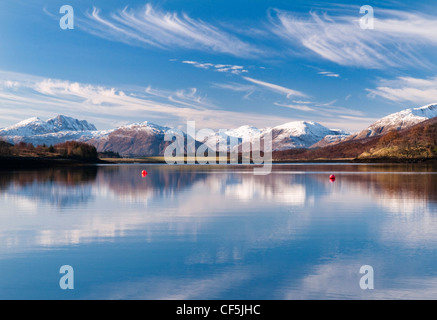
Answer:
[329,174,335,182]
[142,170,148,177]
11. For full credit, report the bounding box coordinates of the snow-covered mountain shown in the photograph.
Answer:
[328,103,437,145]
[0,115,102,146]
[202,125,265,152]
[87,121,178,156]
[311,103,437,148]
[0,116,185,156]
[310,134,350,148]
[1,115,96,136]
[0,115,349,155]
[267,121,348,150]
[202,121,347,152]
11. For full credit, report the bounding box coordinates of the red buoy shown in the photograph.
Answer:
[329,174,335,182]
[142,170,148,177]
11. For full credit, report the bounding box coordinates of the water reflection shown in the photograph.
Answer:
[0,167,98,207]
[0,164,436,299]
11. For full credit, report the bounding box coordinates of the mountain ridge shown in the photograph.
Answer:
[312,103,437,148]
[1,103,436,157]
[273,117,437,162]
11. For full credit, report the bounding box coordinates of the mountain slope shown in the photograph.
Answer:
[345,103,437,142]
[273,117,437,162]
[353,103,437,139]
[310,103,437,148]
[87,121,176,156]
[356,117,437,160]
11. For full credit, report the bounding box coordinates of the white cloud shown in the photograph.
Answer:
[367,76,437,105]
[182,60,249,75]
[242,76,307,98]
[274,102,315,112]
[283,259,437,299]
[212,82,255,99]
[270,8,437,68]
[318,71,340,78]
[90,268,253,300]
[81,4,262,58]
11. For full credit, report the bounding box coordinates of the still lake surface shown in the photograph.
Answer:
[0,163,437,299]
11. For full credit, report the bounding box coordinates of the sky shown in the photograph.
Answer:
[0,0,437,132]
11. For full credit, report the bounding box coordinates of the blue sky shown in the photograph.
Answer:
[0,0,436,132]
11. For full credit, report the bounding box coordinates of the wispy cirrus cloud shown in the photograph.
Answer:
[367,75,437,105]
[318,71,340,78]
[212,78,369,131]
[275,100,365,117]
[80,4,263,58]
[212,82,256,99]
[270,7,437,69]
[213,80,361,117]
[242,76,307,98]
[182,61,249,75]
[274,102,315,112]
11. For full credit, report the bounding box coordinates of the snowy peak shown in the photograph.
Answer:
[201,126,262,152]
[274,120,314,130]
[0,115,97,137]
[0,115,99,146]
[224,125,262,138]
[1,117,49,136]
[46,115,97,132]
[15,117,44,127]
[120,120,169,133]
[407,103,437,119]
[273,121,330,135]
[268,121,346,150]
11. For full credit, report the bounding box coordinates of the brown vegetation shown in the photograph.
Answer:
[54,141,98,160]
[0,140,98,161]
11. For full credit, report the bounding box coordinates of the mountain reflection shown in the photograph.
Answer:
[98,165,209,199]
[0,166,98,187]
[1,163,436,209]
[331,171,437,205]
[0,166,98,207]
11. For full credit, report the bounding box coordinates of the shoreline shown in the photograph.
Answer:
[102,157,437,164]
[0,156,107,170]
[0,156,436,171]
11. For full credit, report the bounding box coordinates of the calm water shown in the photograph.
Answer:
[0,163,437,300]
